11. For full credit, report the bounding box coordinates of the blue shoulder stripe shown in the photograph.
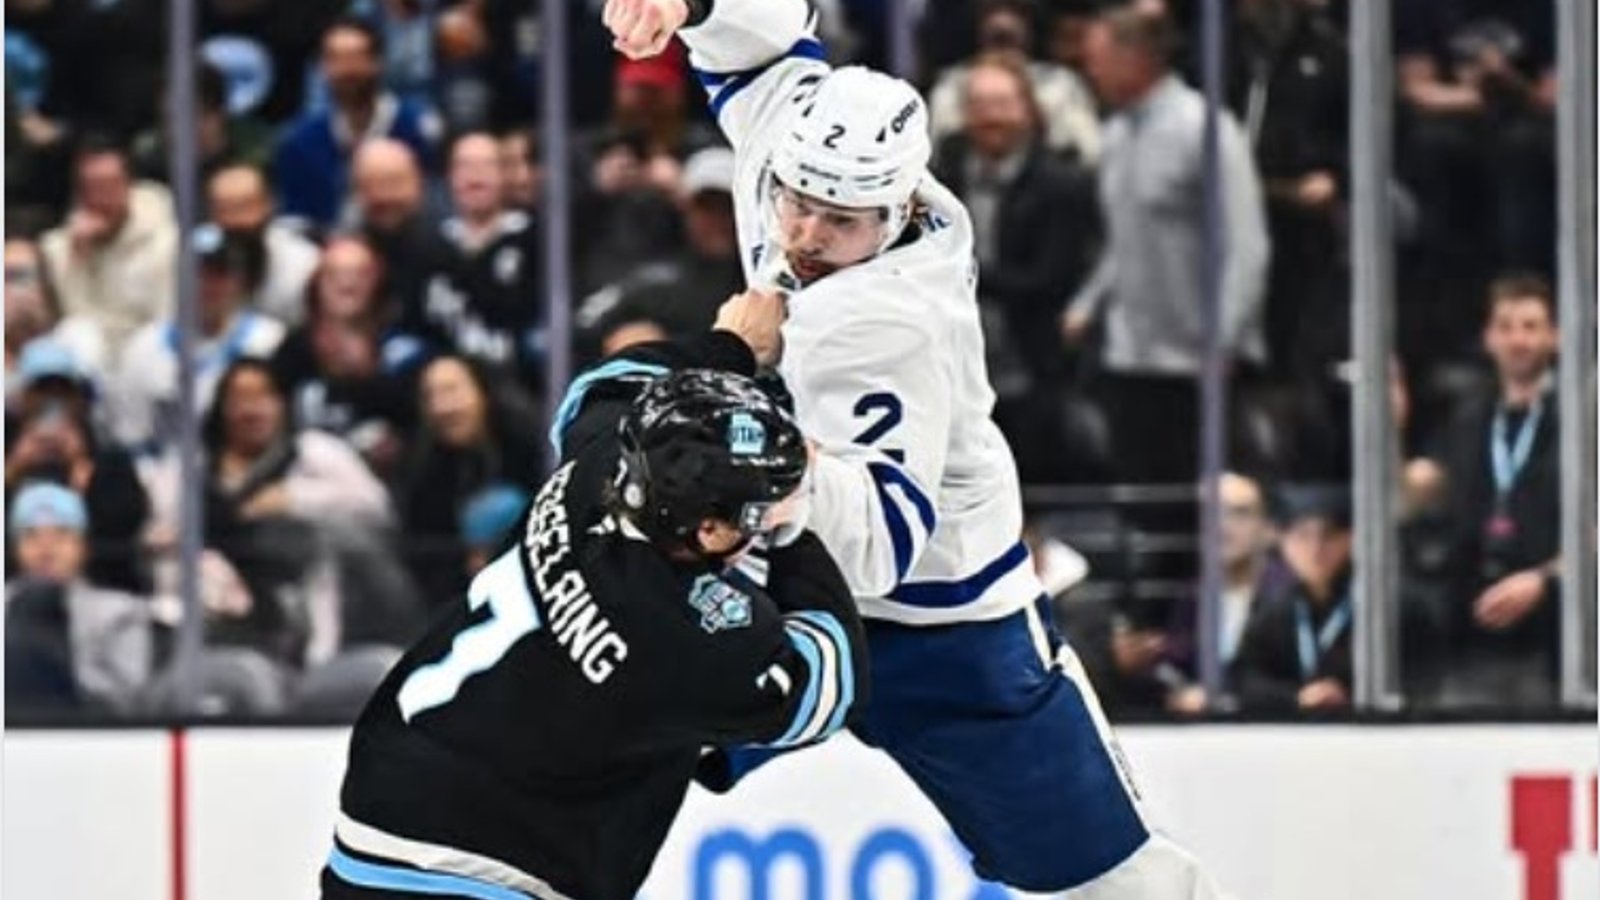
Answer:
[547,359,669,455]
[693,38,827,119]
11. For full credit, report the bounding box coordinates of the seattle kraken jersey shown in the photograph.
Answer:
[327,332,866,900]
[680,0,1047,625]
[409,211,543,375]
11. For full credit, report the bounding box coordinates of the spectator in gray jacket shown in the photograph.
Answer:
[1063,4,1269,487]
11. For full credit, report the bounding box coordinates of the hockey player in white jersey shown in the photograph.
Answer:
[604,0,1238,896]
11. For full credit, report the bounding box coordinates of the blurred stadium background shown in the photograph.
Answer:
[2,0,1595,898]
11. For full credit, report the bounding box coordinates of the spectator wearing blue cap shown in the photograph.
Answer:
[6,336,150,594]
[459,482,530,576]
[111,223,286,453]
[6,482,153,717]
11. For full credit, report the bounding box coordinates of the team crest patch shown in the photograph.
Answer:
[727,412,766,456]
[688,574,753,634]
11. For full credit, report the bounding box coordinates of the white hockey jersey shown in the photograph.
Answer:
[681,0,1045,625]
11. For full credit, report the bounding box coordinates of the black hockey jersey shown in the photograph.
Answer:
[408,211,544,375]
[325,331,866,900]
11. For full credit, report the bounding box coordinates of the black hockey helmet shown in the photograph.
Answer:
[616,369,808,547]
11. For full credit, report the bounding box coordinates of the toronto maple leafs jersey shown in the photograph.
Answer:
[325,332,866,900]
[680,0,1046,625]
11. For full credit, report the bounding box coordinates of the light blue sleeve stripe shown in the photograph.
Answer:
[790,610,855,736]
[326,846,529,900]
[546,359,669,455]
[770,623,825,747]
[693,38,827,119]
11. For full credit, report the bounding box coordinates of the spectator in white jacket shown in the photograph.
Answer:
[141,358,394,667]
[111,224,286,453]
[39,136,177,367]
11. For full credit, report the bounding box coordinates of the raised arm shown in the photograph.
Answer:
[605,0,830,150]
[549,289,786,461]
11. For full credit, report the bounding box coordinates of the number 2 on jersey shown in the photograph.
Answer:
[852,392,905,462]
[397,549,541,722]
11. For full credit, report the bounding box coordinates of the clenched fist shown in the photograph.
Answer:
[714,288,787,369]
[603,0,690,60]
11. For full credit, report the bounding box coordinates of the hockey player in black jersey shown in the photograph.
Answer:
[321,304,868,900]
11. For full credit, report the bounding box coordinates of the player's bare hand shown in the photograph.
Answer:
[714,288,786,369]
[603,0,688,60]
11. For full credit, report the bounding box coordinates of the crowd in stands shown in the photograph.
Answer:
[4,0,1571,720]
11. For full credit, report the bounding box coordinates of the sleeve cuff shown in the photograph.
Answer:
[688,329,759,375]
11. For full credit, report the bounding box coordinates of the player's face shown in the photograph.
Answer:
[696,518,751,558]
[772,182,888,284]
